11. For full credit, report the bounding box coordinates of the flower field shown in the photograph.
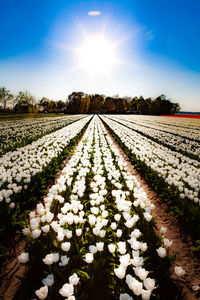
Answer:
[105,115,200,159]
[0,115,86,156]
[101,115,200,241]
[0,114,200,299]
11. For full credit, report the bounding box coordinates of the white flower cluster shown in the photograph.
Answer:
[114,114,200,140]
[102,116,200,206]
[0,116,92,207]
[155,226,173,258]
[19,116,171,299]
[0,115,86,156]
[109,115,200,158]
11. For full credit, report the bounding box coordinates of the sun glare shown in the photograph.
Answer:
[78,34,117,74]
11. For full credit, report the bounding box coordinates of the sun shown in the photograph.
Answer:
[77,34,117,74]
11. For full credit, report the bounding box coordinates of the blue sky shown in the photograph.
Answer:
[0,0,200,111]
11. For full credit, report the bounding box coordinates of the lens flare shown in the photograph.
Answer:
[77,34,117,74]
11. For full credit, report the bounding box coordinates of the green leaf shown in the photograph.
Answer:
[77,269,90,279]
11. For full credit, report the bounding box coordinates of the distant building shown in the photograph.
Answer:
[126,110,140,114]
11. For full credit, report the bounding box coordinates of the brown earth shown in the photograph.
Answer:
[0,237,26,300]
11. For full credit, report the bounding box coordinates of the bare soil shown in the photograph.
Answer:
[0,237,26,300]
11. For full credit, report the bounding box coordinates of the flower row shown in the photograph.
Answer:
[0,115,86,156]
[107,115,200,159]
[118,115,200,140]
[102,116,200,206]
[0,116,92,208]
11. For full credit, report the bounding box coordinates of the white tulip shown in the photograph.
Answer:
[59,283,74,298]
[114,214,121,221]
[69,273,80,285]
[143,278,155,290]
[174,266,185,277]
[41,225,50,233]
[114,265,126,279]
[9,202,15,209]
[126,276,143,296]
[108,244,116,253]
[43,254,54,265]
[117,241,126,254]
[142,289,151,300]
[35,285,48,299]
[116,229,122,238]
[111,222,117,230]
[61,242,71,252]
[84,253,94,263]
[76,228,82,236]
[156,247,167,258]
[66,230,72,239]
[160,226,167,235]
[89,245,98,254]
[143,212,152,222]
[59,255,70,267]
[68,296,75,300]
[120,293,133,300]
[22,228,30,235]
[120,254,130,267]
[163,238,173,247]
[18,252,29,263]
[140,243,147,252]
[134,267,149,280]
[42,274,54,286]
[53,253,59,262]
[96,242,104,251]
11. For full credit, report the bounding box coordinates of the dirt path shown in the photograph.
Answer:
[106,125,200,300]
[0,237,26,300]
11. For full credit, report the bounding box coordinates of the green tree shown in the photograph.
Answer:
[89,94,104,114]
[15,91,36,112]
[170,102,181,114]
[130,97,139,111]
[149,94,181,115]
[39,97,51,112]
[67,92,85,113]
[57,100,66,112]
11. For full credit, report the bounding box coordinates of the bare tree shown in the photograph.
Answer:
[0,87,13,110]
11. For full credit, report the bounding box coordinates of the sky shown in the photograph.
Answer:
[0,0,200,111]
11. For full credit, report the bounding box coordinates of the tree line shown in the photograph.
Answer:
[0,88,66,113]
[0,87,181,115]
[66,92,180,115]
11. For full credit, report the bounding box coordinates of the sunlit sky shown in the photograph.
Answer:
[0,0,200,111]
